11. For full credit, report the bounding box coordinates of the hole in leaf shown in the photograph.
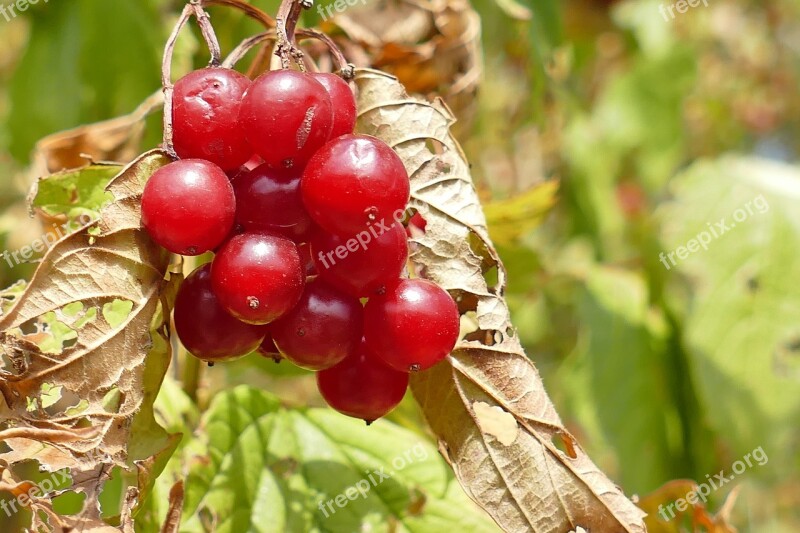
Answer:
[52,490,86,516]
[102,387,122,414]
[102,299,133,328]
[551,432,578,459]
[460,311,479,338]
[99,466,125,519]
[425,138,446,155]
[456,291,478,315]
[464,329,498,346]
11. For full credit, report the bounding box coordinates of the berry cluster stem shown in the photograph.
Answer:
[275,0,310,70]
[161,1,222,157]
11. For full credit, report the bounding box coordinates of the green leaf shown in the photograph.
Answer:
[658,156,800,478]
[163,386,498,533]
[8,0,162,161]
[30,163,121,223]
[574,266,681,492]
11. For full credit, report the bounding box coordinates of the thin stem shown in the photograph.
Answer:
[296,28,354,79]
[162,1,223,156]
[201,0,276,29]
[191,0,222,67]
[223,28,354,79]
[161,5,194,158]
[222,31,277,69]
[275,0,311,70]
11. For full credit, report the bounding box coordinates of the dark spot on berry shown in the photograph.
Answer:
[297,327,306,337]
[207,362,215,368]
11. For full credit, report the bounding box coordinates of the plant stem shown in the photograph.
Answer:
[275,0,311,69]
[224,28,353,80]
[201,0,276,29]
[161,1,223,157]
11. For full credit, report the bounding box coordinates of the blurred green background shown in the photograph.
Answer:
[0,0,799,530]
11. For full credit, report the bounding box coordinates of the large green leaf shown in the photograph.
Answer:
[8,0,162,161]
[149,385,498,533]
[658,156,800,477]
[575,266,679,493]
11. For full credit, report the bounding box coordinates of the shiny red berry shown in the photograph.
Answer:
[211,233,304,324]
[174,264,266,362]
[310,221,408,297]
[364,279,460,372]
[141,159,235,256]
[239,70,333,169]
[301,134,410,236]
[271,279,363,370]
[172,68,252,171]
[317,340,409,423]
[233,163,314,241]
[312,73,357,138]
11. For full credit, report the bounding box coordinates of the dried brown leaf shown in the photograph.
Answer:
[30,91,162,176]
[330,0,481,135]
[0,150,173,528]
[354,68,647,533]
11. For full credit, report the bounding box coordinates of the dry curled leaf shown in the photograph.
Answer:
[328,0,481,136]
[29,91,163,176]
[0,150,175,529]
[354,68,647,532]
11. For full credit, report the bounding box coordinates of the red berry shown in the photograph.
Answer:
[364,279,459,372]
[142,159,235,255]
[271,279,363,370]
[317,340,409,422]
[310,221,408,297]
[239,70,333,169]
[211,233,304,324]
[301,134,410,236]
[406,212,428,237]
[312,73,357,138]
[174,264,266,362]
[172,68,252,171]
[233,163,314,241]
[257,331,283,363]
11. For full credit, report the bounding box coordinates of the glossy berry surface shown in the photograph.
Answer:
[172,68,252,171]
[312,73,357,139]
[364,279,459,372]
[211,233,304,324]
[317,340,409,422]
[174,264,266,362]
[233,163,314,241]
[239,70,333,169]
[142,159,235,255]
[302,134,410,236]
[271,279,363,370]
[310,221,408,297]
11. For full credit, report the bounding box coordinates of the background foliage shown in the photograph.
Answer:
[0,0,798,531]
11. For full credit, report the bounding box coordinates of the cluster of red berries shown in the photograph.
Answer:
[141,66,460,422]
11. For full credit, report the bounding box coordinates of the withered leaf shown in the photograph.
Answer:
[354,68,647,533]
[0,150,174,528]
